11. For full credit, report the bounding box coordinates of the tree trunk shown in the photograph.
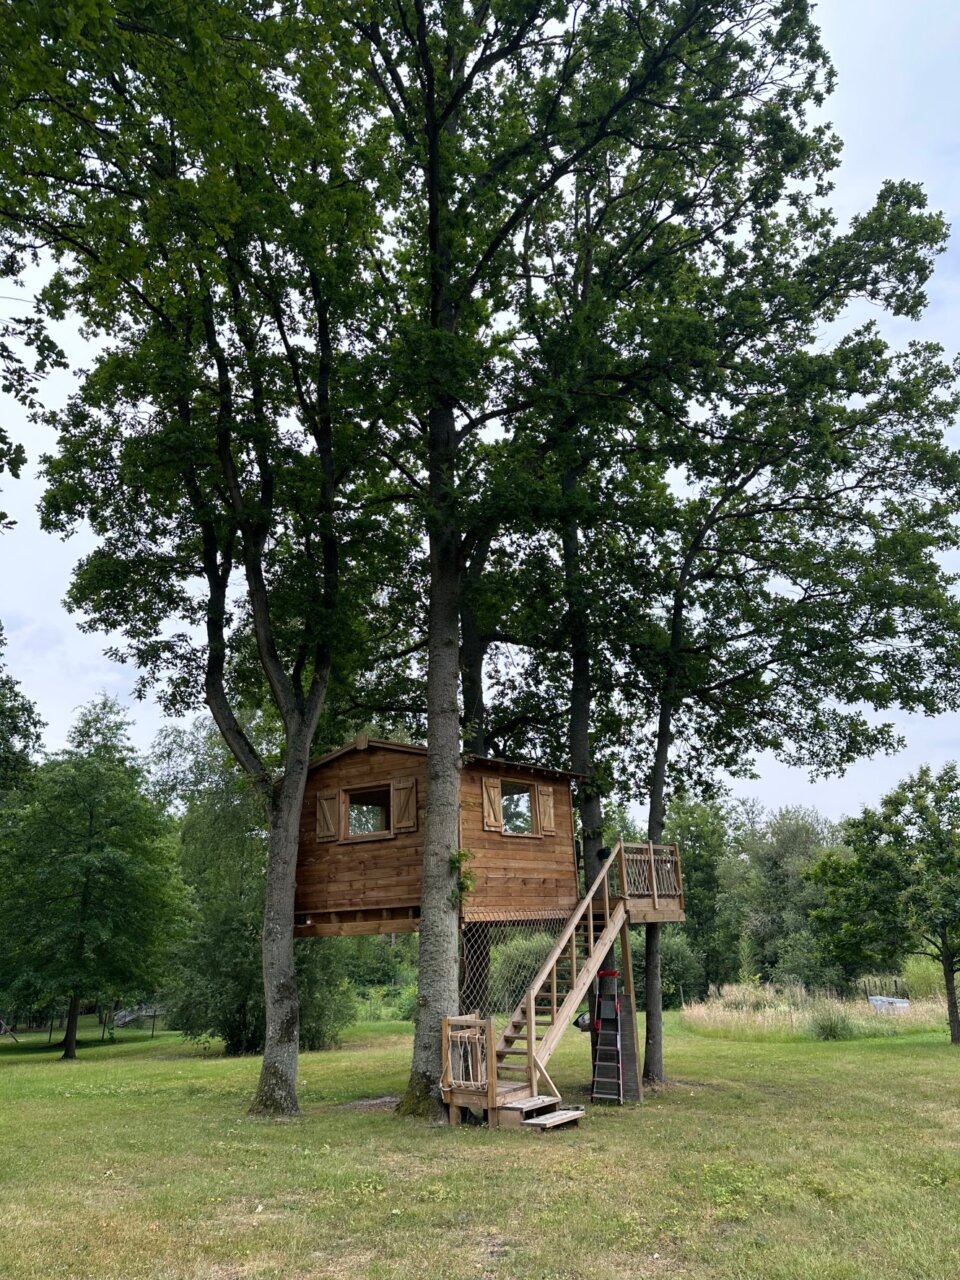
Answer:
[643,693,672,1085]
[942,945,960,1046]
[400,406,462,1117]
[61,992,81,1060]
[250,751,312,1116]
[460,597,487,759]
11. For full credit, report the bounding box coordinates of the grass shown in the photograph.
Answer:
[2,1014,959,1280]
[680,984,948,1042]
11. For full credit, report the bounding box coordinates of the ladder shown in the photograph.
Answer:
[590,969,623,1104]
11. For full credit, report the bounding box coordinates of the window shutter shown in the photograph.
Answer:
[316,789,338,842]
[392,777,417,832]
[538,785,556,835]
[482,776,502,832]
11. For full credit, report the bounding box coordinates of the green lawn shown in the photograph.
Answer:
[1,1014,958,1280]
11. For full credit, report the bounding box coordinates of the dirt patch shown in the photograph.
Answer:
[336,1095,400,1112]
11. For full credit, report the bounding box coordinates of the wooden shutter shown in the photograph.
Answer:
[316,789,338,842]
[392,777,417,832]
[482,776,502,832]
[538,785,556,835]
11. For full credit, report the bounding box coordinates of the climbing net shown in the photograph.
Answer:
[458,914,570,1018]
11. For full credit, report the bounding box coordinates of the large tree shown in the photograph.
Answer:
[0,698,181,1059]
[0,1,401,1111]
[813,763,960,1046]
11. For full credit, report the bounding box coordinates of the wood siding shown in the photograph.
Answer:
[294,745,579,936]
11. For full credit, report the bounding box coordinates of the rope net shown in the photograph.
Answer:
[458,915,570,1018]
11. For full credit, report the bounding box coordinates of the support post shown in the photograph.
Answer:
[619,919,642,1102]
[486,1017,498,1124]
[526,990,538,1097]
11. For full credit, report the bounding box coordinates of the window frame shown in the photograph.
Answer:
[482,774,556,839]
[340,784,394,843]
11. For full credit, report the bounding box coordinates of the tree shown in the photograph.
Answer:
[813,763,960,1045]
[158,722,357,1055]
[0,698,182,1059]
[0,626,42,796]
[0,1,405,1111]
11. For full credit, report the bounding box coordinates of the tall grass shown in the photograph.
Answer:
[681,982,947,1042]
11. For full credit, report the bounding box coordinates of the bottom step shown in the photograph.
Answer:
[522,1107,584,1131]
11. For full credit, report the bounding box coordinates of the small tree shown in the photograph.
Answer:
[0,698,183,1058]
[812,763,960,1044]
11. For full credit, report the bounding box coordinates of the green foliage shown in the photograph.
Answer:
[902,956,946,1000]
[160,721,356,1054]
[0,697,182,1027]
[488,933,556,1015]
[448,849,476,912]
[0,626,42,797]
[807,1006,855,1042]
[631,927,706,1009]
[812,762,960,1042]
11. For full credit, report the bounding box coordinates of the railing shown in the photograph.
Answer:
[440,1013,498,1113]
[621,842,683,909]
[498,845,630,1091]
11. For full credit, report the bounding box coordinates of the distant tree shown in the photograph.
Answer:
[737,807,841,989]
[0,626,42,796]
[664,797,741,991]
[0,698,182,1058]
[812,763,960,1044]
[158,722,357,1055]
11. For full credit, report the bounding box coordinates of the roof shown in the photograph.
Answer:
[306,736,582,780]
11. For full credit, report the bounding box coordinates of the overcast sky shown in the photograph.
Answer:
[1,1,959,820]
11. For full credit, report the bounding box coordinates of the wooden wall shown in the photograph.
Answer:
[458,761,579,921]
[294,744,580,937]
[295,745,427,937]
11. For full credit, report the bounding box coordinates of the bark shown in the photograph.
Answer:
[250,754,313,1116]
[400,451,463,1114]
[643,691,672,1085]
[460,596,487,758]
[61,992,81,1061]
[941,943,960,1046]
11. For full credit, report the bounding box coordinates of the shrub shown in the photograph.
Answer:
[902,955,946,1000]
[488,932,556,1014]
[807,1005,854,1041]
[631,928,706,1008]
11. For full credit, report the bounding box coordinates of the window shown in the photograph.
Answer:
[501,782,534,834]
[347,786,391,836]
[481,776,556,837]
[316,776,418,843]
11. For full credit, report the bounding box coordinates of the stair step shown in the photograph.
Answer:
[522,1108,584,1131]
[499,1094,560,1114]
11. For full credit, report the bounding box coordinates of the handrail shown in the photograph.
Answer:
[621,843,683,903]
[519,845,623,1002]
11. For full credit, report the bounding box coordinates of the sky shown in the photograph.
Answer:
[1,1,960,820]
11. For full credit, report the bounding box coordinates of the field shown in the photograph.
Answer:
[1,1014,958,1280]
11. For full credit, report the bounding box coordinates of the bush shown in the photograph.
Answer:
[631,928,706,1009]
[488,933,556,1014]
[807,1004,855,1041]
[902,955,946,1000]
[395,982,419,1022]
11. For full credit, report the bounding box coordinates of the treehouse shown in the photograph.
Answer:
[293,736,684,1129]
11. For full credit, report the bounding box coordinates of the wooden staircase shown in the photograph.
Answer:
[442,844,635,1130]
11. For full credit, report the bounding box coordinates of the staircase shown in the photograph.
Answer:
[442,844,633,1130]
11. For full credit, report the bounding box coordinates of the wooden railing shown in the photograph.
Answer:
[495,845,629,1096]
[440,1013,497,1113]
[621,842,683,910]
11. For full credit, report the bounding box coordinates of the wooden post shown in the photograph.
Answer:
[617,838,628,900]
[486,1017,498,1124]
[619,918,642,1102]
[526,991,538,1097]
[674,844,685,912]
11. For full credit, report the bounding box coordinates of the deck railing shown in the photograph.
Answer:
[621,842,683,909]
[440,1013,498,1112]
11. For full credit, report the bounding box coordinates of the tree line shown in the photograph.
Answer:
[1,1,960,1114]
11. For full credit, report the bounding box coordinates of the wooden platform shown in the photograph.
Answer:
[626,897,685,924]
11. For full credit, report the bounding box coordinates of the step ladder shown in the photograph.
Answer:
[590,969,623,1104]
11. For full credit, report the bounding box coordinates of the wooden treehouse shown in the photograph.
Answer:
[294,736,684,1129]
